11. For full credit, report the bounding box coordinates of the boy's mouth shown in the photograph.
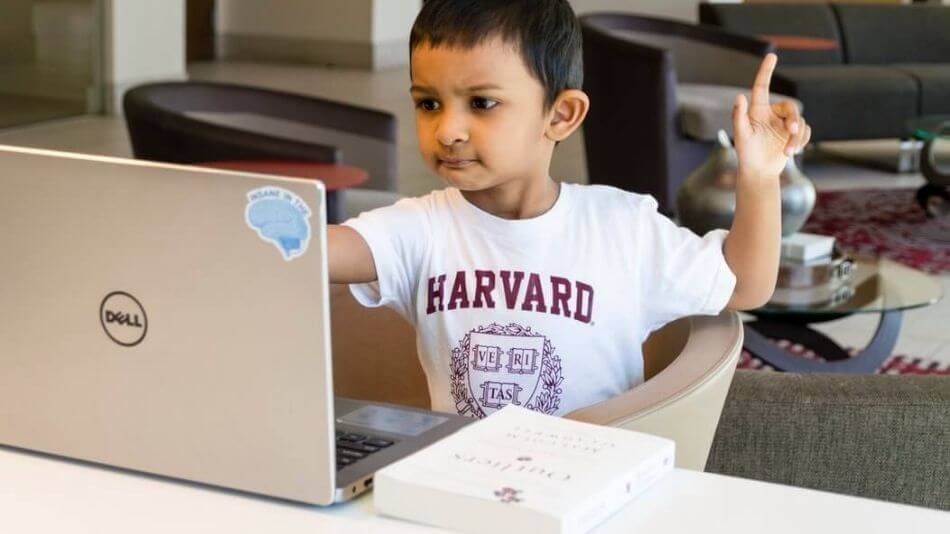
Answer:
[438,157,477,169]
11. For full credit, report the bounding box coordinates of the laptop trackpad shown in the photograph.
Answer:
[338,405,449,437]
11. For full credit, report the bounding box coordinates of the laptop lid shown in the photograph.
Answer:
[0,145,336,504]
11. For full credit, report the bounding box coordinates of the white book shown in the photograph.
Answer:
[373,406,675,534]
[781,232,836,262]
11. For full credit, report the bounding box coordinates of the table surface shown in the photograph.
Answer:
[198,160,369,191]
[2,446,947,533]
[755,256,943,317]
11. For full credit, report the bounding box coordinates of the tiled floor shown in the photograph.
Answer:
[0,60,947,366]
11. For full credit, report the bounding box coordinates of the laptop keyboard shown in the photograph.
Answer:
[335,430,395,470]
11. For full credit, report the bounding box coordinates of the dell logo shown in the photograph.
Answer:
[100,291,148,347]
[104,311,144,328]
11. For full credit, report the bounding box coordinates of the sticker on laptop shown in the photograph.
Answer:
[245,187,312,261]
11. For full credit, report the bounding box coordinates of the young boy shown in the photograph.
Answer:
[327,0,809,418]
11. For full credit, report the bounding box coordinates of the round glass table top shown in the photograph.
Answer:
[754,256,943,317]
[908,115,950,141]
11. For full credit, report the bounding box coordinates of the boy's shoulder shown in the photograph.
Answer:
[380,184,661,219]
[565,183,659,213]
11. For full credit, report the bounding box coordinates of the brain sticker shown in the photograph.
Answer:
[245,187,312,261]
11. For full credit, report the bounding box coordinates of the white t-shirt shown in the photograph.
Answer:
[343,183,736,418]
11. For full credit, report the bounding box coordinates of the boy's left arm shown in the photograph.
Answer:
[725,53,811,310]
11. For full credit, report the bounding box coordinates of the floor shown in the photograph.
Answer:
[0,60,947,367]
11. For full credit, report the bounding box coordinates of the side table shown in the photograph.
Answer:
[744,257,943,373]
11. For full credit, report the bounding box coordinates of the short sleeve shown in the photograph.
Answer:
[341,198,429,322]
[636,196,736,332]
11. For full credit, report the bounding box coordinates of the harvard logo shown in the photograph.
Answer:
[451,322,564,418]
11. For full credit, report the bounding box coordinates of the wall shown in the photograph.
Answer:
[102,0,187,113]
[0,0,35,62]
[216,0,371,42]
[216,0,419,70]
[372,0,422,67]
[568,0,706,22]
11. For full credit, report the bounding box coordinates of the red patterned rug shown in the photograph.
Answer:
[738,342,950,376]
[800,188,950,274]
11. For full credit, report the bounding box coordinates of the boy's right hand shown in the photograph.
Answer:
[328,225,377,284]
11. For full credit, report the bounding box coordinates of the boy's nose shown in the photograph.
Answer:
[436,112,469,146]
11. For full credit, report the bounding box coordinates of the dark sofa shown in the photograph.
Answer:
[700,3,950,142]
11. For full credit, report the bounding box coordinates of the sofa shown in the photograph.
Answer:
[707,370,950,511]
[700,3,950,142]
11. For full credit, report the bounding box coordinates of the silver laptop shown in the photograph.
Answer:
[0,145,470,505]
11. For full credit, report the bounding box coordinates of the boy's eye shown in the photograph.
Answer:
[416,99,440,111]
[471,97,499,111]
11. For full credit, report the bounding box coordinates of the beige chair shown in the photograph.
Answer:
[330,284,743,471]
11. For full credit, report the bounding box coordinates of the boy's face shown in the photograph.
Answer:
[410,38,553,192]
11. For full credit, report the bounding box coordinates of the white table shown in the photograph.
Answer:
[1,446,947,533]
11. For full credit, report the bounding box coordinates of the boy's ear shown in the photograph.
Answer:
[545,89,590,142]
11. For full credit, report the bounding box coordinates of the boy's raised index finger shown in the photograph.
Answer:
[750,53,777,106]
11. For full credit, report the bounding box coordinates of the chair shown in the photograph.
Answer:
[579,13,775,213]
[329,284,744,471]
[123,81,402,216]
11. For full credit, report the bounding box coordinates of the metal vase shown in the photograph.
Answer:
[676,130,816,236]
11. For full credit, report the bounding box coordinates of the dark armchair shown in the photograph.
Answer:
[579,14,776,213]
[123,81,398,192]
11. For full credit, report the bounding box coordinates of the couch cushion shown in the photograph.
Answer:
[894,64,950,116]
[677,84,803,141]
[698,3,844,65]
[833,5,950,65]
[773,65,919,140]
[707,371,950,511]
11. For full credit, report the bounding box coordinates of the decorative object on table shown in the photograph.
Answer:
[768,279,854,308]
[802,188,950,273]
[374,405,674,534]
[777,248,853,289]
[907,115,950,218]
[676,129,816,236]
[770,247,858,308]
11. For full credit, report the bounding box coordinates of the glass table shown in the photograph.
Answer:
[907,115,950,217]
[744,256,943,373]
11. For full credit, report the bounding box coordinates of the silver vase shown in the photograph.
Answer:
[676,130,816,237]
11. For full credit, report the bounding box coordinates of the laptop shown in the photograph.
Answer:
[0,145,471,505]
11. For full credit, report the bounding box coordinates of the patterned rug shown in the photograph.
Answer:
[738,341,950,376]
[800,188,950,274]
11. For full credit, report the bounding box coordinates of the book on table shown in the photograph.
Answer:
[781,232,835,262]
[373,405,675,534]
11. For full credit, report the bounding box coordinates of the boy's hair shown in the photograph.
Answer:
[409,0,583,110]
